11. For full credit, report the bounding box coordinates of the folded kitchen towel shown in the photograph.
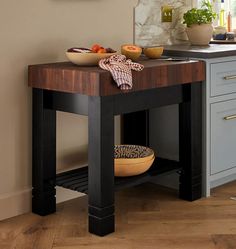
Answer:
[99,54,144,90]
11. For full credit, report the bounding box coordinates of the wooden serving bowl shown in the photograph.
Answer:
[114,145,155,177]
[66,52,117,66]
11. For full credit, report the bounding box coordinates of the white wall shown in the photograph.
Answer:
[0,0,138,220]
[135,0,194,46]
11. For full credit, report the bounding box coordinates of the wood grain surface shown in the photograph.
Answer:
[1,181,236,249]
[28,59,205,96]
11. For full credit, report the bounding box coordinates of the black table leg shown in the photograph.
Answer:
[179,82,202,201]
[32,89,56,215]
[122,110,149,146]
[88,96,115,236]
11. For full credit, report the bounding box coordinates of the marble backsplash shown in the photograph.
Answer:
[134,0,196,46]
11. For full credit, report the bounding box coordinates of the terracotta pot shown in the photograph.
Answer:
[186,23,213,46]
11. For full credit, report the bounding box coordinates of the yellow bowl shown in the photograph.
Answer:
[66,51,117,66]
[143,47,164,59]
[114,145,155,177]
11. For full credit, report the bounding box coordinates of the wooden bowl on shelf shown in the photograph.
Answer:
[114,145,155,177]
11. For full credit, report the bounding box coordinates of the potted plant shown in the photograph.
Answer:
[183,0,217,45]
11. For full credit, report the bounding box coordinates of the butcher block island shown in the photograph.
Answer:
[28,58,205,236]
[28,59,205,95]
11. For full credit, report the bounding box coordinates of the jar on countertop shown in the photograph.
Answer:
[213,26,227,40]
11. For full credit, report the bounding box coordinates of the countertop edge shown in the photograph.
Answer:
[163,44,236,59]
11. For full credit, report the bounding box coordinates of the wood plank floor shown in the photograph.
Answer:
[1,181,236,249]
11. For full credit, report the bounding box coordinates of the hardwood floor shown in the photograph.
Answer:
[1,181,236,249]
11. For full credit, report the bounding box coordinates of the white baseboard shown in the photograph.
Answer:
[0,187,83,221]
[210,173,236,189]
[0,188,32,221]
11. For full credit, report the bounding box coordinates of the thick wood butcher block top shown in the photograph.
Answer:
[28,58,205,96]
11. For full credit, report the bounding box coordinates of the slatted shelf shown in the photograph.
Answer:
[56,157,181,195]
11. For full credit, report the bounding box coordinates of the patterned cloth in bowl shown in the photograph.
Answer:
[114,145,153,159]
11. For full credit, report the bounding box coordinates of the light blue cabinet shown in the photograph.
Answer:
[210,60,236,96]
[205,57,236,195]
[210,99,236,175]
[153,45,236,196]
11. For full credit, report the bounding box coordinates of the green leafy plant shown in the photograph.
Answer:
[183,0,217,27]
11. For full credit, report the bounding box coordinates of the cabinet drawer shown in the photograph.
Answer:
[211,61,236,97]
[211,99,236,175]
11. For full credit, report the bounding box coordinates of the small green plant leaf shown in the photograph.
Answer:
[183,0,217,27]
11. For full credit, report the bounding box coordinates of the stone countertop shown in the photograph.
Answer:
[163,44,236,59]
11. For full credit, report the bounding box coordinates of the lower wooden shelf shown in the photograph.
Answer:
[56,157,181,194]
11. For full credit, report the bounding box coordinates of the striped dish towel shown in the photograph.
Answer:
[99,54,144,90]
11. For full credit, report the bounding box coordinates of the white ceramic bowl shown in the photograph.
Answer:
[66,52,117,66]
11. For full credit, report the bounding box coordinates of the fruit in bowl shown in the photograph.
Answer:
[66,44,117,66]
[90,44,117,53]
[121,44,142,61]
[91,44,101,53]
[67,47,92,53]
